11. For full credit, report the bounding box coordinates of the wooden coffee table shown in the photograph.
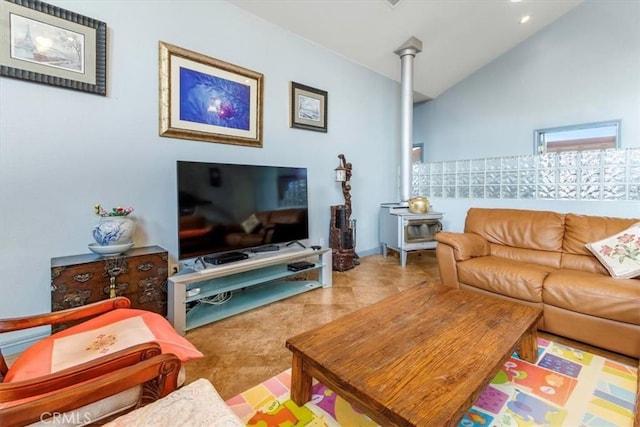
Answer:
[285,283,543,426]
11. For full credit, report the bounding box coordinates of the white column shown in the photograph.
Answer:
[394,37,422,203]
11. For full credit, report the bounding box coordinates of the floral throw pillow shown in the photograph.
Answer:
[241,213,261,233]
[585,223,640,279]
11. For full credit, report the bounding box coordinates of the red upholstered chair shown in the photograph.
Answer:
[0,297,203,426]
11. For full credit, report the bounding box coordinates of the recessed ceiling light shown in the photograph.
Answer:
[520,15,531,24]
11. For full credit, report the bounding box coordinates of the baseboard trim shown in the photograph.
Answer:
[358,247,381,258]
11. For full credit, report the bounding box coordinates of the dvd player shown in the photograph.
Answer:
[204,252,249,265]
[287,261,315,271]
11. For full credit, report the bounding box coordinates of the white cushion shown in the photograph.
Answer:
[241,213,260,233]
[585,222,640,279]
[103,378,244,427]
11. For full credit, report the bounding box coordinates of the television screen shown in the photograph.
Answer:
[177,161,309,260]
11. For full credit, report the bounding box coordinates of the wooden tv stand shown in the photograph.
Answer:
[168,247,332,335]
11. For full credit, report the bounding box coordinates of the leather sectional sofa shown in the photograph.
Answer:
[179,208,308,259]
[223,208,308,247]
[435,208,640,358]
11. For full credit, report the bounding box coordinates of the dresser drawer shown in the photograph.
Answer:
[51,246,168,331]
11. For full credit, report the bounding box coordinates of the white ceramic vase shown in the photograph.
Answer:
[93,216,135,246]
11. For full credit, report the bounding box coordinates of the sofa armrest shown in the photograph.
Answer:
[435,232,490,288]
[435,232,490,261]
[435,243,460,288]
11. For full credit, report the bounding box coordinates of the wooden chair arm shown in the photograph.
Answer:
[0,297,131,333]
[0,351,8,382]
[0,342,162,402]
[0,353,181,427]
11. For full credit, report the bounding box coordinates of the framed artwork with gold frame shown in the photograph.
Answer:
[159,41,264,147]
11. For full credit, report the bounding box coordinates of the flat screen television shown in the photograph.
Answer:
[177,161,309,260]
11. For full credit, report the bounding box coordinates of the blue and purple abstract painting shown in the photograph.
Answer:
[179,67,251,131]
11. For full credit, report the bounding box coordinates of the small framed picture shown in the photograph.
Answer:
[0,0,107,95]
[290,81,327,133]
[159,41,264,147]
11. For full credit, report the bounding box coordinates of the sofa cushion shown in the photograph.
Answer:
[543,270,640,325]
[559,253,609,276]
[464,208,565,252]
[457,256,553,303]
[490,244,561,270]
[270,208,307,224]
[585,222,640,279]
[256,208,307,225]
[561,213,639,273]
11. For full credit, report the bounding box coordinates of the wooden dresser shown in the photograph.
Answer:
[51,246,169,331]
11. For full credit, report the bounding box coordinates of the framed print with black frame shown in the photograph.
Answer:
[290,81,327,133]
[159,41,264,148]
[0,0,107,95]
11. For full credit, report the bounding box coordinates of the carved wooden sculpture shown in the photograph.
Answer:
[330,154,356,271]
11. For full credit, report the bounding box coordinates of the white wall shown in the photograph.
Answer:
[436,199,640,234]
[413,1,640,228]
[415,1,640,161]
[0,0,400,347]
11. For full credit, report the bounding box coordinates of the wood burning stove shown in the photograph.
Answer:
[379,203,443,267]
[379,37,436,267]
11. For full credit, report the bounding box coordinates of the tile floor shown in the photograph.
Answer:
[183,250,636,400]
[184,250,440,399]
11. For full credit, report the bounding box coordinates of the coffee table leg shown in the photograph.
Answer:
[518,324,539,363]
[290,353,312,406]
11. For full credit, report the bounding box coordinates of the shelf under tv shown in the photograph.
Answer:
[167,247,332,334]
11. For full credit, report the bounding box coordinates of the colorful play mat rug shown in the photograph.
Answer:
[227,338,638,427]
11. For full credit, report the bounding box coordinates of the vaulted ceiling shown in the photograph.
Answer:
[227,0,582,102]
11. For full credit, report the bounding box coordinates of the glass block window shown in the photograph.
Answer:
[413,148,639,202]
[279,179,307,207]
